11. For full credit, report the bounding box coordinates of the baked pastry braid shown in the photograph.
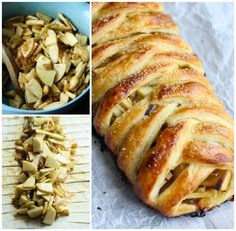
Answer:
[92,2,234,217]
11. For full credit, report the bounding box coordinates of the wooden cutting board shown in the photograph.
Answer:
[2,116,90,229]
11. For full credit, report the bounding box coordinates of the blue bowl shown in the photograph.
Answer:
[2,2,90,114]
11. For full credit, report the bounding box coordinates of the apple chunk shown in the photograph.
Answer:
[25,89,38,103]
[47,44,59,63]
[36,54,52,70]
[25,78,43,100]
[45,29,57,46]
[54,64,66,82]
[36,68,56,87]
[19,39,35,58]
[60,32,78,46]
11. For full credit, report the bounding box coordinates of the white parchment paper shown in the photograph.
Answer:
[92,3,234,229]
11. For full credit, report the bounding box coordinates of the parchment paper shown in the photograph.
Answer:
[92,3,234,229]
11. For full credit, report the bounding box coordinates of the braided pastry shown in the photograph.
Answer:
[92,2,234,217]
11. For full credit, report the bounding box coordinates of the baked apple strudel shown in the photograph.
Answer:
[92,2,234,217]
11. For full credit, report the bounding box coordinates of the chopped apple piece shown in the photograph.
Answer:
[19,39,35,58]
[25,89,38,103]
[43,206,56,225]
[120,98,133,110]
[36,129,66,141]
[69,76,79,90]
[60,32,78,46]
[22,161,37,173]
[65,91,76,99]
[36,68,56,86]
[75,33,87,46]
[36,54,52,70]
[47,44,59,63]
[60,92,69,103]
[74,62,86,78]
[45,29,57,46]
[37,183,53,193]
[33,137,43,152]
[33,117,51,126]
[23,176,36,189]
[16,208,28,215]
[74,46,89,62]
[36,12,52,23]
[26,19,44,26]
[27,206,43,218]
[113,107,122,117]
[54,64,66,82]
[18,72,27,89]
[25,68,36,82]
[45,154,60,168]
[61,52,71,73]
[25,78,43,99]
[15,26,24,37]
[137,86,153,97]
[18,173,28,183]
[58,13,76,31]
[19,195,28,205]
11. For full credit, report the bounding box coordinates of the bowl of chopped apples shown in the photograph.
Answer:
[2,2,90,114]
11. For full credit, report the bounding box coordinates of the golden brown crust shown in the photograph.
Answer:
[92,12,179,45]
[183,141,233,168]
[92,33,192,69]
[92,2,163,23]
[93,50,204,106]
[92,2,234,217]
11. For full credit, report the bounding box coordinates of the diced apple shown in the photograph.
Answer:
[47,44,59,63]
[60,32,78,46]
[36,12,52,23]
[120,98,133,110]
[23,176,36,189]
[137,86,153,97]
[22,161,37,173]
[36,68,56,86]
[60,92,69,103]
[75,33,87,46]
[19,39,35,58]
[26,19,44,26]
[37,183,53,193]
[27,206,43,218]
[43,206,56,225]
[33,137,43,152]
[25,89,38,103]
[45,154,60,169]
[25,68,36,82]
[61,52,71,73]
[74,62,86,78]
[54,64,66,82]
[36,54,52,70]
[45,29,57,46]
[25,78,43,100]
